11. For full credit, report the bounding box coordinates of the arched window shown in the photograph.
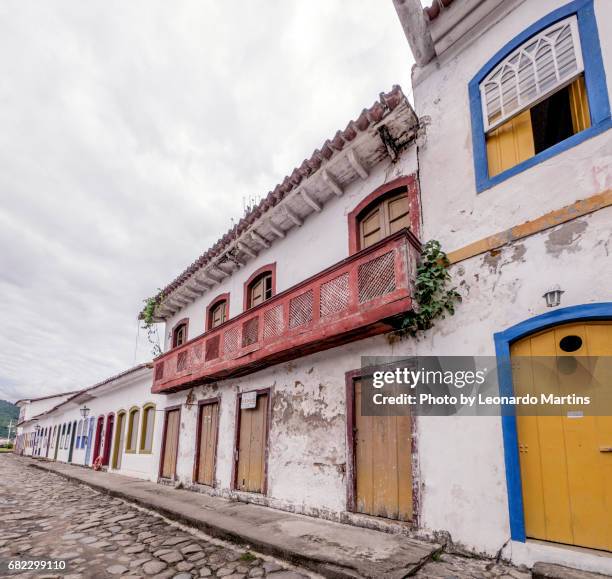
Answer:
[207,294,230,330]
[244,264,276,310]
[140,404,156,453]
[65,423,71,449]
[171,319,189,348]
[126,407,140,452]
[358,190,410,249]
[347,176,420,254]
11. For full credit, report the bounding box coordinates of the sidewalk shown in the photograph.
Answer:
[24,457,440,578]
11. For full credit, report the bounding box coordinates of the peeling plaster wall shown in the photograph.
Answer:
[410,0,612,566]
[411,208,612,563]
[161,148,418,350]
[168,333,417,521]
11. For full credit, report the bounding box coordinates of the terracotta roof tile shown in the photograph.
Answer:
[150,85,409,305]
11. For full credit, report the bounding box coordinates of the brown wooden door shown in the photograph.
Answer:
[196,402,219,486]
[353,380,413,521]
[236,393,268,493]
[161,409,180,479]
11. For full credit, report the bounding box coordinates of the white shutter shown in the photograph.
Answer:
[480,15,584,131]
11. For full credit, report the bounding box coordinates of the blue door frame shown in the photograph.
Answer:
[494,302,612,542]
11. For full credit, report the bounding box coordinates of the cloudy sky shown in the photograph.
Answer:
[0,1,414,402]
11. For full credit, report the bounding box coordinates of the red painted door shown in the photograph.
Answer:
[102,414,114,466]
[93,416,104,462]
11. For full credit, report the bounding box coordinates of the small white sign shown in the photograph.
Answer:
[241,391,257,410]
[567,410,584,418]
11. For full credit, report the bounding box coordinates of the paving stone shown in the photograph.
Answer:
[126,544,147,554]
[247,570,264,578]
[176,561,195,571]
[163,536,191,546]
[107,564,129,575]
[172,574,193,579]
[160,549,184,564]
[262,562,282,573]
[130,557,154,568]
[198,569,212,578]
[142,560,168,575]
[181,544,202,555]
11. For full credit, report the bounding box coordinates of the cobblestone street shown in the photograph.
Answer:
[0,455,312,579]
[0,455,531,579]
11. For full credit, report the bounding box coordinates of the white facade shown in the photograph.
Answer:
[19,365,167,483]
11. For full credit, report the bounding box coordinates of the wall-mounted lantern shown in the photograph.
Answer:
[80,405,90,419]
[543,285,564,308]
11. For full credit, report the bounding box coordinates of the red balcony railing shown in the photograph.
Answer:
[152,229,420,393]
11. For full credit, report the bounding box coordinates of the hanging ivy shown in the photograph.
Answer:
[396,240,461,337]
[141,291,163,357]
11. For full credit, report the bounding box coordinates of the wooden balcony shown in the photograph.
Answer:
[152,229,421,394]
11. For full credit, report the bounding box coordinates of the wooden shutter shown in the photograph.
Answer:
[358,191,410,250]
[569,76,591,133]
[211,301,227,328]
[486,109,535,177]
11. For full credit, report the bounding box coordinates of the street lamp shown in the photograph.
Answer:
[543,285,564,308]
[80,405,90,419]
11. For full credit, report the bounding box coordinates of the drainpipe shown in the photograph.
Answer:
[391,0,436,67]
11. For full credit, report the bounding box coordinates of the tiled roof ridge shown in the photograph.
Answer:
[24,362,153,422]
[151,85,408,302]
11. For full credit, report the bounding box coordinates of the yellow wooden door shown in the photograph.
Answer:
[161,410,180,479]
[354,380,413,521]
[112,412,126,470]
[236,393,268,493]
[196,402,219,486]
[511,322,612,551]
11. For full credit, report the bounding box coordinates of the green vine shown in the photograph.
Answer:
[141,290,163,357]
[396,240,461,337]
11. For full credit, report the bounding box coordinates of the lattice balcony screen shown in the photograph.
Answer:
[480,15,583,131]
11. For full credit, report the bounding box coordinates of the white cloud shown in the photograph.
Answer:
[0,0,414,401]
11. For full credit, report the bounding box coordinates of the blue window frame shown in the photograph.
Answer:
[469,0,611,192]
[494,302,612,542]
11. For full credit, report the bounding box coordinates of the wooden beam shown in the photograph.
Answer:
[301,190,322,212]
[347,150,368,179]
[284,206,303,227]
[322,170,343,196]
[185,283,205,295]
[251,230,271,248]
[238,242,258,259]
[448,189,612,264]
[268,221,285,239]
[210,265,229,278]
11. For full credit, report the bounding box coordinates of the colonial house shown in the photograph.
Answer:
[13,0,612,574]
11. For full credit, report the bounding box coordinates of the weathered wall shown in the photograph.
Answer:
[411,0,612,571]
[168,332,416,523]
